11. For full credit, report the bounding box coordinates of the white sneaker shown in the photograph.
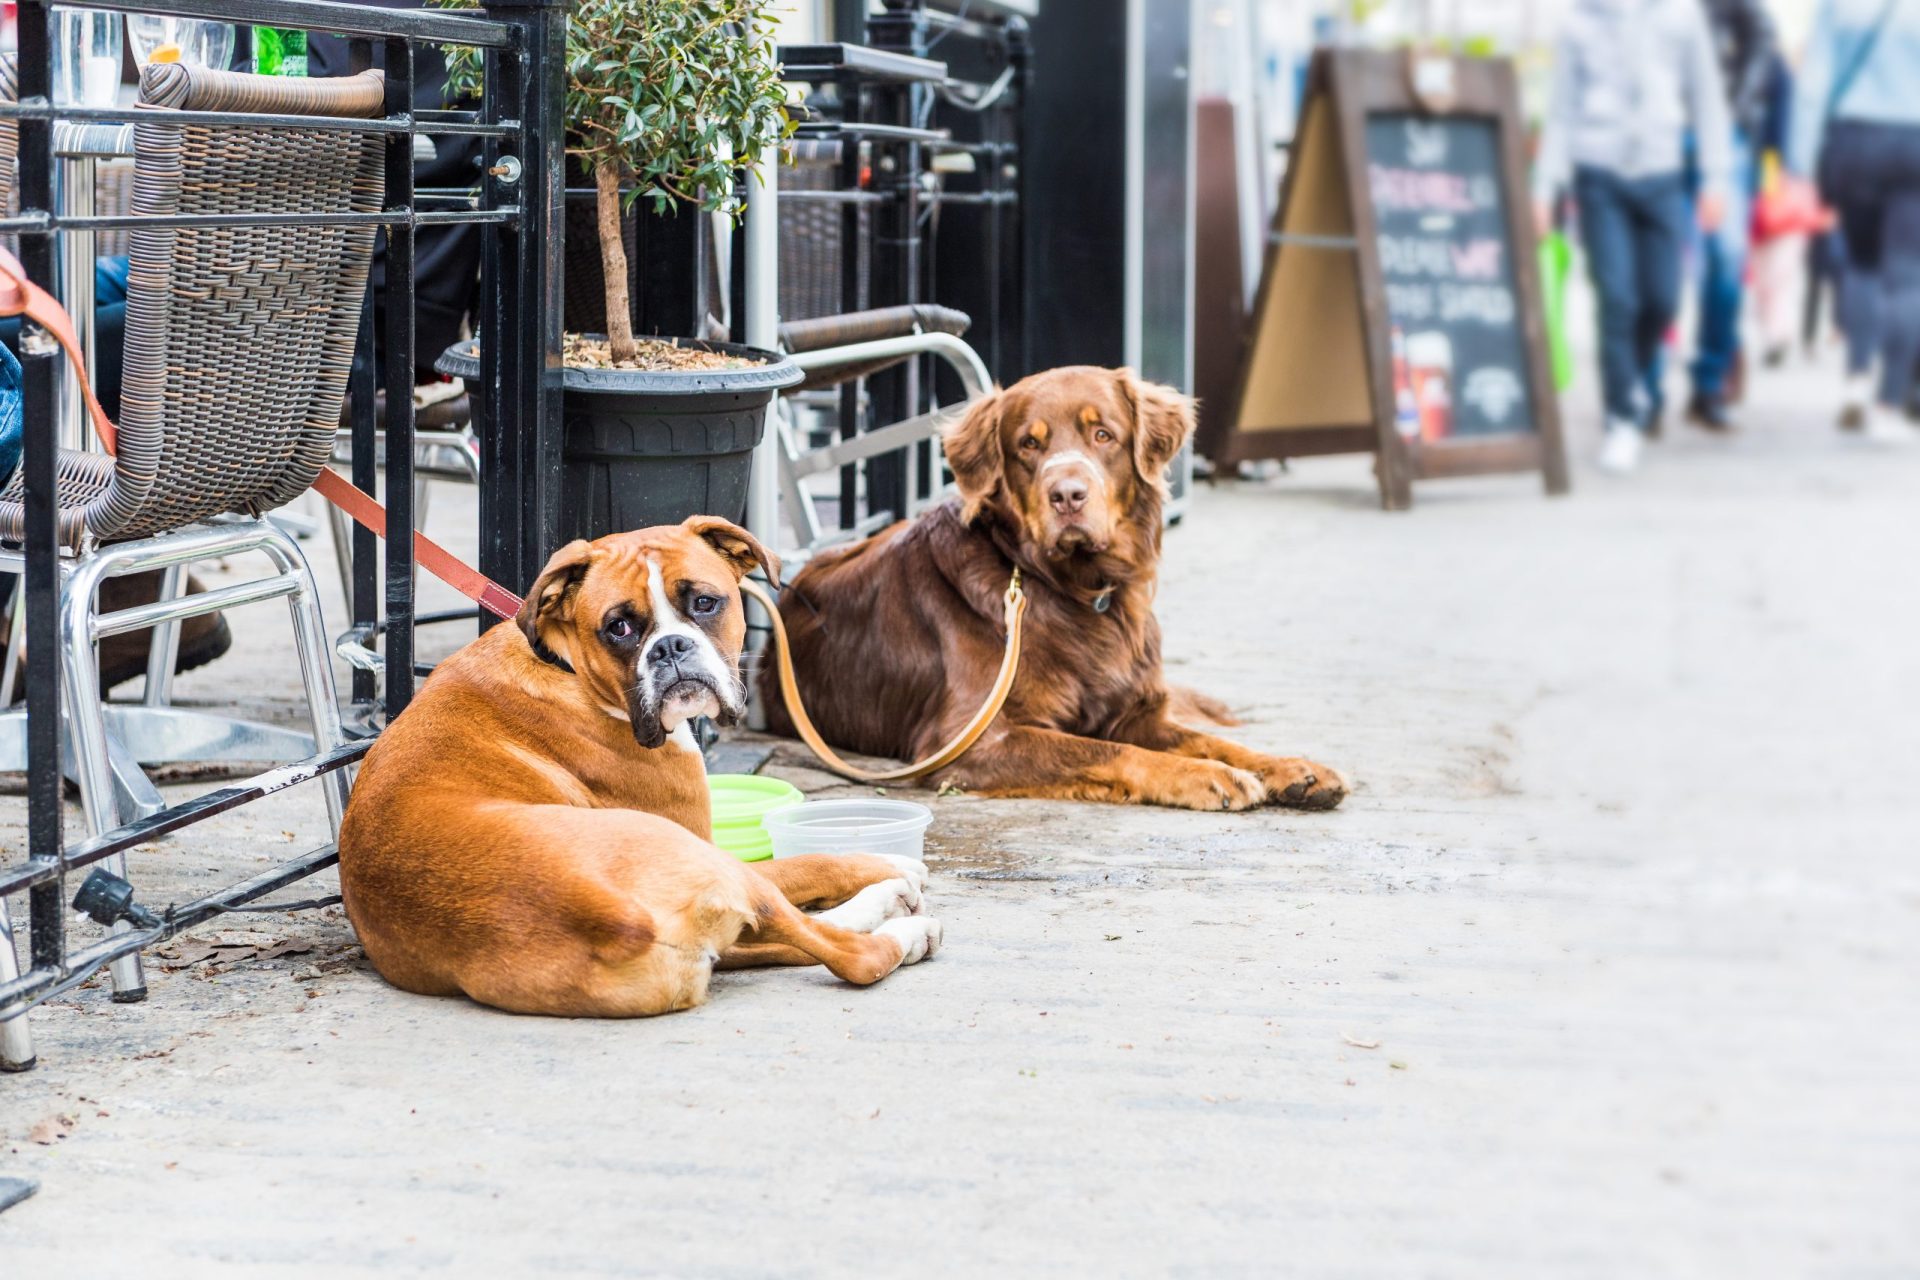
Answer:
[1840,372,1873,430]
[1597,423,1644,473]
[1862,405,1917,445]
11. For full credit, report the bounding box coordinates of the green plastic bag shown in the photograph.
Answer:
[1538,230,1574,393]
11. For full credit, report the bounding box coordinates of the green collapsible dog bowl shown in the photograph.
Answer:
[708,774,804,863]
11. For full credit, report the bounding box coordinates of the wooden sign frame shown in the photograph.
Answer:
[1217,48,1569,510]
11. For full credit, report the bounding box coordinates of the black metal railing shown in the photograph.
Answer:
[0,0,566,1067]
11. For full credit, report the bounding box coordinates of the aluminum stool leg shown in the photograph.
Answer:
[260,523,351,836]
[59,560,146,1003]
[141,562,187,707]
[0,577,24,708]
[0,904,34,1071]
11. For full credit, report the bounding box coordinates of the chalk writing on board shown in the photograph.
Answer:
[1366,113,1535,440]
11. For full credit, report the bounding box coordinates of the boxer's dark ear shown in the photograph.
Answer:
[1118,369,1195,490]
[517,539,594,648]
[943,390,1006,521]
[683,515,780,588]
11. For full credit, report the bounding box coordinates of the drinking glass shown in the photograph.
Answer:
[51,8,124,109]
[125,15,236,70]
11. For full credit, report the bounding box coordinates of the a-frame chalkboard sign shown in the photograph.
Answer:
[1217,48,1569,510]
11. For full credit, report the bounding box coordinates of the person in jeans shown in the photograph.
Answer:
[1791,0,1920,444]
[1534,0,1732,473]
[1683,0,1777,430]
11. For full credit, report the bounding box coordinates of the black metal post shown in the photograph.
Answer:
[16,1,63,978]
[837,70,865,529]
[21,350,63,977]
[865,2,928,524]
[1005,18,1032,379]
[479,0,567,610]
[347,39,379,708]
[382,36,418,721]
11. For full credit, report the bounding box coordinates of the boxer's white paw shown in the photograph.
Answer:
[878,855,929,901]
[876,915,942,965]
[817,878,920,932]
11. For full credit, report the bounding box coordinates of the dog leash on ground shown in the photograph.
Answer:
[742,572,1026,784]
[6,248,1024,782]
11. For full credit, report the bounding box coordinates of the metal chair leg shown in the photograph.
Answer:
[324,491,354,613]
[142,562,187,707]
[258,523,350,837]
[0,903,34,1072]
[0,576,25,708]
[58,559,147,1003]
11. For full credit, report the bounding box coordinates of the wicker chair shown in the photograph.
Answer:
[0,62,383,1002]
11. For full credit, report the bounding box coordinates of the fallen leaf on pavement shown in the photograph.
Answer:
[27,1115,74,1145]
[1342,1033,1381,1050]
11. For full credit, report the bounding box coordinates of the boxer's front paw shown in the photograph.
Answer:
[876,915,942,965]
[817,878,921,932]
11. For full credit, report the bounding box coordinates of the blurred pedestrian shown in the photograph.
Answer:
[1683,0,1777,430]
[1750,52,1835,372]
[1535,0,1733,474]
[1791,0,1920,444]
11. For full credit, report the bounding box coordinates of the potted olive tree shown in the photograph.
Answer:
[435,0,801,539]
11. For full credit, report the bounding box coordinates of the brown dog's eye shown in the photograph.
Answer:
[1093,427,1115,444]
[1019,436,1041,452]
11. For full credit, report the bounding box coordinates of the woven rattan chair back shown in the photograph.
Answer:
[83,63,385,542]
[0,54,19,257]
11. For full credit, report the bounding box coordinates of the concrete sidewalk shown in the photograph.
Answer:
[2,346,1917,1276]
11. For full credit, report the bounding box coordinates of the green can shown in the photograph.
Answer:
[252,27,309,77]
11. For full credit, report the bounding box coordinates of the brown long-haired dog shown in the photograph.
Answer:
[762,366,1348,811]
[338,518,941,1017]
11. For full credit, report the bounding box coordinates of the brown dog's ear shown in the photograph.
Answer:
[516,539,595,648]
[683,515,781,588]
[943,390,1005,521]
[1120,370,1196,489]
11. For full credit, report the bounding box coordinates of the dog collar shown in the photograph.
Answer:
[531,636,575,675]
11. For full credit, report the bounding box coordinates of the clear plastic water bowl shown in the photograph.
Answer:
[761,799,934,861]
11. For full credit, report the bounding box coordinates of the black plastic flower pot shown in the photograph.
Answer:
[438,338,802,543]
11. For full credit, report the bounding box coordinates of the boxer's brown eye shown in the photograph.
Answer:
[605,618,635,640]
[691,594,721,617]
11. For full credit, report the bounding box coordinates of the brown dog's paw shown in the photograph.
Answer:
[1162,761,1266,812]
[1265,759,1348,811]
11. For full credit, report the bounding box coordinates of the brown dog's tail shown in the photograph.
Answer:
[1167,684,1241,728]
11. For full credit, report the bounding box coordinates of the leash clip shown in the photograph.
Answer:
[1005,566,1024,607]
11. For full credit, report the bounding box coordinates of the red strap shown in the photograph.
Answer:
[312,468,524,619]
[2,246,525,621]
[0,247,120,453]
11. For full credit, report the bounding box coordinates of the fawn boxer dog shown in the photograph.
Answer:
[763,366,1349,811]
[337,517,941,1017]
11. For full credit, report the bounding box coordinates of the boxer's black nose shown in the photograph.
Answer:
[648,633,696,667]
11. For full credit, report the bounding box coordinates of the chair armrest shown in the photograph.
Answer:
[777,304,970,355]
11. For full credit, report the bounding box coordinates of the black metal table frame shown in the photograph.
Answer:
[798,1,1028,532]
[0,0,566,1064]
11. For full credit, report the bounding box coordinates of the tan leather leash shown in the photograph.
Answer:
[741,571,1026,783]
[7,247,1025,780]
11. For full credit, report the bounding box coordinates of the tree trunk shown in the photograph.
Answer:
[595,161,637,362]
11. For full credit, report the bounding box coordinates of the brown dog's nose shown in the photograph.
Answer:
[648,633,696,668]
[1048,475,1090,517]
